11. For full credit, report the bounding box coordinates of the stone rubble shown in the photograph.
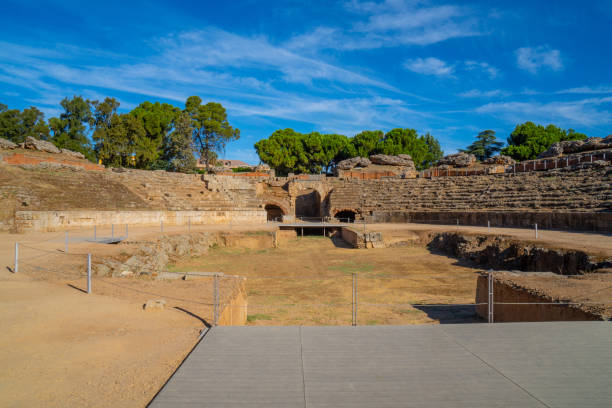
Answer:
[336,156,371,170]
[437,152,477,167]
[539,135,612,158]
[369,154,415,168]
[24,136,61,154]
[0,137,17,149]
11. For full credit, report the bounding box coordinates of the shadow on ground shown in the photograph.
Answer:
[413,304,483,324]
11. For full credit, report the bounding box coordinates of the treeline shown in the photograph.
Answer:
[461,123,587,161]
[255,128,443,175]
[254,122,589,176]
[0,96,239,172]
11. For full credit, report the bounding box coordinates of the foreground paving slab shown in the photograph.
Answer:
[150,322,612,408]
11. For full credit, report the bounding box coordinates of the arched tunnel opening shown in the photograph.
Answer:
[265,204,284,221]
[334,210,356,223]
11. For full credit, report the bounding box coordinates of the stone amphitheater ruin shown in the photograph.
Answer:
[2,135,612,406]
[1,134,612,324]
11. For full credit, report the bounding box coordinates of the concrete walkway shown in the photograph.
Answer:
[150,322,612,408]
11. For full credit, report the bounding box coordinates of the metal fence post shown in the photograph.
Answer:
[94,225,97,241]
[213,274,220,326]
[488,272,494,323]
[188,217,191,233]
[111,224,114,239]
[14,242,18,273]
[352,272,357,326]
[87,254,91,294]
[65,231,68,253]
[535,223,538,239]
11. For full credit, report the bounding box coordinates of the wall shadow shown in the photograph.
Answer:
[412,304,483,324]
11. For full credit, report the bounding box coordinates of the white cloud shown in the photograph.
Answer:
[464,60,499,79]
[404,57,455,76]
[475,97,612,126]
[515,46,563,74]
[287,1,481,51]
[458,89,510,98]
[557,85,612,94]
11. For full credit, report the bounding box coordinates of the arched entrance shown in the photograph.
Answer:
[334,210,356,223]
[295,189,322,219]
[264,204,284,221]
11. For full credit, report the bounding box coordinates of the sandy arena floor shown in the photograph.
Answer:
[0,222,610,407]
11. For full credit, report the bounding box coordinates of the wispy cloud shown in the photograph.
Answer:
[287,1,481,51]
[476,97,612,126]
[556,85,612,94]
[458,89,511,98]
[404,57,455,77]
[515,46,563,74]
[464,60,499,79]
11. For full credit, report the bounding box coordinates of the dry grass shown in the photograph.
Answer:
[170,236,484,325]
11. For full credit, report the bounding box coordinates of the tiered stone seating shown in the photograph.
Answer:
[327,167,612,215]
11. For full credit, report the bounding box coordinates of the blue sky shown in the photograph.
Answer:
[1,0,611,164]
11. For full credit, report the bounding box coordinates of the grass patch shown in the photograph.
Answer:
[328,260,374,274]
[247,313,273,322]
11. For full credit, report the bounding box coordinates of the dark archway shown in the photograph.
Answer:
[265,204,284,221]
[334,210,356,223]
[295,189,322,219]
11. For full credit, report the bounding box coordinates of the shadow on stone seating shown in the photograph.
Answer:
[412,304,483,324]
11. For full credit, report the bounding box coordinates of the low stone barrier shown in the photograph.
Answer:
[13,209,267,232]
[475,273,602,322]
[370,211,612,233]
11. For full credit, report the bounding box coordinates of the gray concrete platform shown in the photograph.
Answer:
[150,322,612,408]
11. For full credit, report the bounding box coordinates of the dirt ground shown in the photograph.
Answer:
[0,270,202,407]
[170,235,485,325]
[1,222,610,406]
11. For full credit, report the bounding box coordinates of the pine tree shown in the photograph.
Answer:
[463,130,503,161]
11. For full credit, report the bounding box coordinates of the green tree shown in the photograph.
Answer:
[255,128,308,175]
[501,122,587,160]
[49,96,95,160]
[164,112,196,173]
[0,104,49,143]
[341,130,383,159]
[421,133,443,168]
[95,113,146,167]
[320,133,350,173]
[374,128,433,170]
[462,130,503,161]
[185,96,239,171]
[131,101,180,168]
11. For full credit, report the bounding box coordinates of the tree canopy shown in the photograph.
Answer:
[185,96,240,170]
[462,130,503,161]
[501,122,587,160]
[255,128,444,175]
[0,104,49,143]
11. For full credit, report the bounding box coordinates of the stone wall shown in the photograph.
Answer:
[218,278,248,326]
[475,274,602,322]
[14,209,266,232]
